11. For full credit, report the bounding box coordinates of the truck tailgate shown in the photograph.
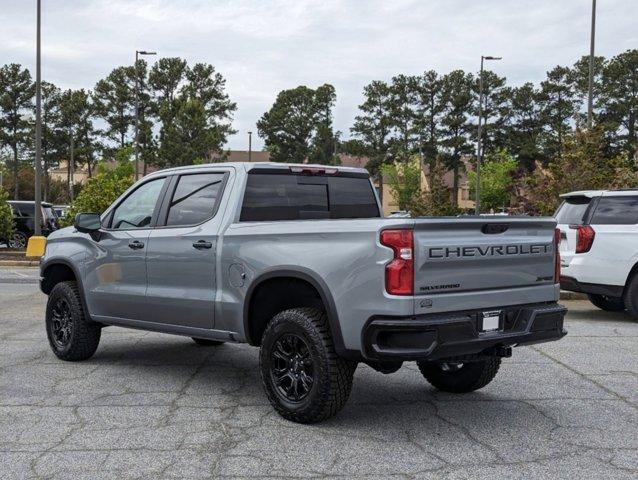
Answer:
[413,217,557,296]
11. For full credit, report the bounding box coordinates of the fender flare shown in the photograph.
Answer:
[41,258,93,322]
[243,267,358,359]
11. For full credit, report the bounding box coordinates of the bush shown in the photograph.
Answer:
[468,150,518,212]
[60,160,134,227]
[0,186,15,242]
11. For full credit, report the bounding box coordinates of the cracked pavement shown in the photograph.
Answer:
[1,280,637,479]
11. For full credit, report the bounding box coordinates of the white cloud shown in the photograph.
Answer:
[1,0,636,149]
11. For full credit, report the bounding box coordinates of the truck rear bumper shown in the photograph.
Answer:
[362,302,567,362]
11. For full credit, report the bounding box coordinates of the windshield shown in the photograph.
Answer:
[554,197,591,225]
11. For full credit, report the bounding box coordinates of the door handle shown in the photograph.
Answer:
[128,240,145,250]
[192,240,213,250]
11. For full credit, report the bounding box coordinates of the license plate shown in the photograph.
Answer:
[480,310,502,332]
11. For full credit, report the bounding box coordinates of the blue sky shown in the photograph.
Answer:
[1,0,637,150]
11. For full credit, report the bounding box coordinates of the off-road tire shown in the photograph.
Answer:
[417,358,501,393]
[259,307,357,423]
[191,338,224,346]
[623,274,638,321]
[587,294,625,312]
[46,281,101,361]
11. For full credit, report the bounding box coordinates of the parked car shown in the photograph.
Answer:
[40,162,566,423]
[556,189,638,319]
[4,200,59,249]
[52,205,69,219]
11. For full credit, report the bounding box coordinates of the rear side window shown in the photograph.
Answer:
[240,173,380,221]
[590,196,638,225]
[555,197,591,224]
[166,173,225,226]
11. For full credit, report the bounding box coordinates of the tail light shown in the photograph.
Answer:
[380,229,413,295]
[554,228,561,283]
[573,225,595,253]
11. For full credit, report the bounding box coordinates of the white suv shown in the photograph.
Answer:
[556,189,638,320]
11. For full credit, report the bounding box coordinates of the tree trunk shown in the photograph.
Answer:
[69,136,75,202]
[452,162,459,208]
[12,143,19,200]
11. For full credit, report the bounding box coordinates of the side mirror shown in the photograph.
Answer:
[74,213,102,233]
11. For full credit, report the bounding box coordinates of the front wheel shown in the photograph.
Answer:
[623,275,638,321]
[259,307,357,423]
[588,294,625,312]
[417,358,501,393]
[46,281,101,361]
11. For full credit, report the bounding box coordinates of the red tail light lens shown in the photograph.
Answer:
[380,229,413,295]
[574,225,595,253]
[554,228,561,283]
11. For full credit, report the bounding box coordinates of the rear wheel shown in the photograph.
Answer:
[8,231,28,249]
[587,294,625,312]
[623,275,638,321]
[417,358,501,393]
[259,307,357,423]
[191,338,224,346]
[46,281,101,361]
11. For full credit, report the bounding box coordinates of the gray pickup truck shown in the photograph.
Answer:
[40,162,566,423]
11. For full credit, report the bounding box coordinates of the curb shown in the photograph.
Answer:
[0,260,40,267]
[560,290,587,301]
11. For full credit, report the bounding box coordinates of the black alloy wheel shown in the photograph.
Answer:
[50,297,74,349]
[270,333,314,403]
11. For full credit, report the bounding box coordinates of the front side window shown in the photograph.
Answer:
[590,196,638,225]
[166,173,225,226]
[110,178,165,230]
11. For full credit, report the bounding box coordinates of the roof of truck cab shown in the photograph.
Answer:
[560,189,638,198]
[149,162,370,176]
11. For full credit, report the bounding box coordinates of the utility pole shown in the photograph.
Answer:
[475,55,501,215]
[248,131,252,162]
[134,50,156,180]
[587,0,597,129]
[34,0,42,236]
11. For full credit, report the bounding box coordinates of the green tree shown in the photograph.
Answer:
[468,149,517,212]
[351,80,393,174]
[415,70,445,172]
[61,154,134,227]
[158,98,223,167]
[411,157,457,216]
[388,74,419,153]
[257,84,336,163]
[519,128,613,215]
[439,70,474,207]
[59,89,95,201]
[380,157,421,211]
[501,83,544,170]
[93,66,134,147]
[538,65,580,159]
[0,63,34,199]
[599,49,638,161]
[0,185,14,242]
[473,70,508,156]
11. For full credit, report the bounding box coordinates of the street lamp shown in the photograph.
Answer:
[134,50,156,180]
[34,0,43,236]
[247,131,252,162]
[475,55,502,215]
[587,0,597,129]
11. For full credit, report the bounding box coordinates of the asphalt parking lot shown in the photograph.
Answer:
[1,269,637,479]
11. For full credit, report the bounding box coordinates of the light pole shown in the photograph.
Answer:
[247,131,252,162]
[587,0,597,129]
[134,50,156,180]
[475,55,502,215]
[34,0,43,236]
